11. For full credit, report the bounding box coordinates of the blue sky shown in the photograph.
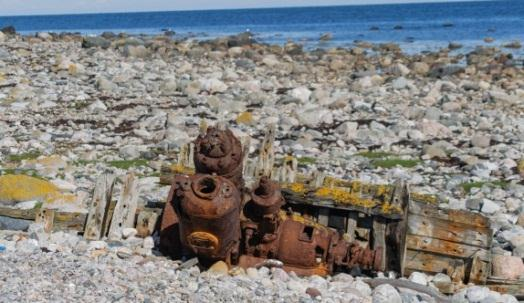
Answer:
[0,0,484,16]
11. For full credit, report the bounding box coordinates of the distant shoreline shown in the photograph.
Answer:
[0,0,495,18]
[0,1,522,57]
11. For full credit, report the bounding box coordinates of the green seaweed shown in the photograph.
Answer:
[357,151,396,159]
[7,151,42,162]
[460,180,509,193]
[371,158,421,169]
[0,168,46,180]
[297,157,317,165]
[107,159,149,169]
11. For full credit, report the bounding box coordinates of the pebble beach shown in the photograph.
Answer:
[0,27,523,302]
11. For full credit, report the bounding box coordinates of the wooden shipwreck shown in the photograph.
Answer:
[0,124,521,298]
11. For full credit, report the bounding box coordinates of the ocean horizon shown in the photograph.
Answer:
[1,0,523,55]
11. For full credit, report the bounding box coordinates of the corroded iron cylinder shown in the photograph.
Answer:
[168,174,241,265]
[194,127,244,188]
[246,177,284,219]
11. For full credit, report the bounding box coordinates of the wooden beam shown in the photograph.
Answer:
[318,208,329,226]
[406,214,490,248]
[108,173,140,240]
[408,200,489,228]
[84,174,115,240]
[136,210,159,238]
[255,124,276,178]
[405,234,489,259]
[346,212,358,241]
[373,218,387,270]
[404,249,465,282]
[35,208,55,233]
[0,207,86,231]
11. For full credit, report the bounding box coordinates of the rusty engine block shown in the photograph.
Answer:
[160,126,383,275]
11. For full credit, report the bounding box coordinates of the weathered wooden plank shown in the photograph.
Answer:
[405,234,490,259]
[317,208,329,226]
[470,253,491,284]
[407,214,490,248]
[409,200,489,228]
[0,207,43,220]
[373,218,387,270]
[0,207,87,231]
[487,279,524,299]
[35,208,55,233]
[101,204,114,238]
[136,210,159,238]
[240,135,251,175]
[255,124,276,178]
[346,212,358,241]
[53,212,87,231]
[404,249,465,282]
[312,171,326,188]
[84,174,115,240]
[108,173,140,240]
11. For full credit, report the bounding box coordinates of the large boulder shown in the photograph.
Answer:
[1,26,16,35]
[82,36,111,49]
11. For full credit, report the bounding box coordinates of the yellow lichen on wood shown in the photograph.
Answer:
[380,202,402,214]
[0,175,60,203]
[375,184,390,197]
[410,192,438,204]
[236,112,253,125]
[279,210,326,230]
[284,182,307,194]
[314,187,377,208]
[322,176,352,188]
[169,164,195,175]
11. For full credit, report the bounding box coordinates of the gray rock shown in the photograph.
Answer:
[392,77,410,90]
[429,64,464,78]
[96,77,117,92]
[15,239,40,254]
[372,284,402,303]
[471,134,491,148]
[0,47,10,60]
[82,36,111,49]
[466,198,482,211]
[408,272,427,285]
[423,144,447,158]
[0,216,32,231]
[123,45,148,58]
[88,100,107,112]
[481,199,501,214]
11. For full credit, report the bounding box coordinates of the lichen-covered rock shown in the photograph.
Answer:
[0,175,60,205]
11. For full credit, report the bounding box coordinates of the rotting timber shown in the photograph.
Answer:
[158,125,503,296]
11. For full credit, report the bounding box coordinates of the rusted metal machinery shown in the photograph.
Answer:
[160,127,383,275]
[193,126,244,188]
[238,177,382,275]
[164,174,242,266]
[159,125,501,295]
